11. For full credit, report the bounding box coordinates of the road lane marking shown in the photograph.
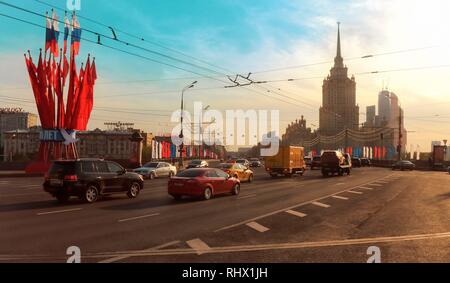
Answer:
[374,181,389,184]
[285,210,307,218]
[186,238,211,255]
[2,192,45,197]
[369,184,383,187]
[98,240,181,263]
[311,201,330,208]
[359,186,374,190]
[37,208,82,216]
[21,185,42,189]
[15,231,450,261]
[118,213,160,223]
[335,183,346,186]
[237,194,257,200]
[214,175,396,232]
[246,221,270,232]
[347,190,363,195]
[332,195,349,200]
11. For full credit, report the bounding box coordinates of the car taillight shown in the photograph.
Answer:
[64,175,78,181]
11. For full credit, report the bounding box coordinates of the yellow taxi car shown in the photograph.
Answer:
[218,163,254,183]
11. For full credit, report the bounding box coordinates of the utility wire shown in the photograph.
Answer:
[33,0,235,75]
[0,10,313,108]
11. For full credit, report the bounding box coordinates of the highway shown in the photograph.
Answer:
[0,167,449,263]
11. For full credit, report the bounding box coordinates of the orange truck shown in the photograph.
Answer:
[264,146,306,177]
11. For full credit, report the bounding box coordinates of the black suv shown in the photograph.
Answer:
[44,159,144,203]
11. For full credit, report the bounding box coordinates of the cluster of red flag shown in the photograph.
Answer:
[25,11,96,131]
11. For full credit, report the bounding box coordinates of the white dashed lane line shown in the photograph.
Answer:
[37,208,82,216]
[369,183,383,187]
[332,195,349,200]
[347,190,363,195]
[246,221,270,233]
[118,213,160,223]
[237,194,257,200]
[186,238,211,255]
[359,186,374,190]
[214,175,396,232]
[285,210,307,218]
[311,201,330,208]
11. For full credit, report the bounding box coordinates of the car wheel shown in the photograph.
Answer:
[149,172,156,180]
[127,182,141,199]
[248,174,253,183]
[232,183,240,195]
[83,185,99,204]
[270,174,277,178]
[55,193,70,203]
[203,187,212,200]
[168,171,174,178]
[172,195,182,201]
[338,169,344,176]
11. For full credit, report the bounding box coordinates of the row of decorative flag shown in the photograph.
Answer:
[25,10,96,131]
[308,145,397,160]
[151,140,224,160]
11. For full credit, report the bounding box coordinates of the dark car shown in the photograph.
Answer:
[249,158,262,167]
[351,157,362,167]
[311,156,321,170]
[392,160,415,171]
[360,158,371,167]
[186,160,209,169]
[168,168,240,200]
[44,159,144,203]
[448,166,450,174]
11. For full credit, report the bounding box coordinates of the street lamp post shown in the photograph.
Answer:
[178,81,197,168]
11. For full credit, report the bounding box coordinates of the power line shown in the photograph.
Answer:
[251,45,441,74]
[33,0,235,76]
[0,1,235,80]
[0,11,315,108]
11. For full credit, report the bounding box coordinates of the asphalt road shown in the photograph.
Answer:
[0,167,449,263]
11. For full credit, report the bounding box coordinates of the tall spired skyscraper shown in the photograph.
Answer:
[319,23,359,136]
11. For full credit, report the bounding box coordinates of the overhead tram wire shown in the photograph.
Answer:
[0,10,313,108]
[0,1,234,80]
[33,0,234,75]
[4,4,445,110]
[251,45,441,75]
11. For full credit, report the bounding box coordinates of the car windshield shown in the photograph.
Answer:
[236,160,246,163]
[219,163,233,169]
[190,160,202,165]
[176,169,205,177]
[143,162,159,168]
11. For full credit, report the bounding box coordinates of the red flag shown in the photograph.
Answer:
[65,51,77,126]
[36,52,52,128]
[25,55,46,127]
[62,54,69,86]
[54,61,65,128]
[84,59,97,123]
[71,57,91,130]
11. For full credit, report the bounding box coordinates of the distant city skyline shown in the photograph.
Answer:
[1,1,450,151]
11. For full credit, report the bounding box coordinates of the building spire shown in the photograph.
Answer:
[334,22,344,68]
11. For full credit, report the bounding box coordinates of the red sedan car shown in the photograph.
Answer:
[168,168,240,200]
